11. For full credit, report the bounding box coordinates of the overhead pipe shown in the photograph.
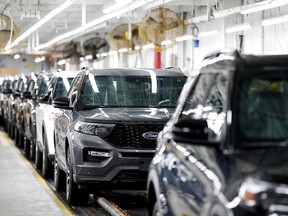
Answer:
[207,0,211,22]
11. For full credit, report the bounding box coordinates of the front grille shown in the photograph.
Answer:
[103,124,164,149]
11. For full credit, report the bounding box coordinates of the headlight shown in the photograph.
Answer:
[74,121,115,137]
[238,177,288,210]
[238,178,268,207]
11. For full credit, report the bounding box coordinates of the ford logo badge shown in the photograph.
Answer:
[142,131,159,140]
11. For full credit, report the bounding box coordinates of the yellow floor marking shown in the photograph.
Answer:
[0,131,73,216]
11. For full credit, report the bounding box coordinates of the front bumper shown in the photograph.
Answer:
[71,131,155,188]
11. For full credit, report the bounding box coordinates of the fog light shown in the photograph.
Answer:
[88,151,112,157]
[84,149,112,162]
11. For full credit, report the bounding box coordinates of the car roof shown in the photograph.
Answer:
[200,50,288,74]
[51,70,79,78]
[86,68,186,77]
[241,54,288,67]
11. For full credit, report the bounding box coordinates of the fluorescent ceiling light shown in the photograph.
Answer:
[5,0,75,50]
[96,53,101,58]
[213,7,241,18]
[80,57,85,61]
[142,43,155,50]
[142,0,174,10]
[101,52,108,57]
[35,0,148,50]
[34,22,107,50]
[161,40,172,46]
[135,45,141,50]
[57,59,66,65]
[118,48,129,53]
[108,50,118,55]
[175,35,193,42]
[85,55,93,60]
[241,0,288,14]
[198,30,218,37]
[226,23,251,33]
[103,0,132,14]
[262,15,288,26]
[35,56,45,63]
[13,54,20,59]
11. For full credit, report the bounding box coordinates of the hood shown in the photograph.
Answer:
[78,107,174,123]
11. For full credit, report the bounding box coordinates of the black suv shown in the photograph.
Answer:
[53,68,186,205]
[147,50,288,216]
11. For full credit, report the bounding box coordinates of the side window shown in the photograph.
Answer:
[41,76,56,103]
[67,76,81,107]
[180,72,229,142]
[37,80,49,97]
[27,80,35,92]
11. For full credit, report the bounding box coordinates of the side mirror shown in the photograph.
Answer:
[171,117,211,144]
[53,96,72,110]
[13,90,20,98]
[39,93,50,103]
[4,88,12,94]
[21,91,32,99]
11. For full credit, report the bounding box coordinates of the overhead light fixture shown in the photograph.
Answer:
[35,56,45,63]
[135,45,141,50]
[213,7,241,18]
[35,22,108,50]
[198,30,219,37]
[101,52,108,57]
[96,53,101,58]
[262,15,288,26]
[85,55,93,60]
[80,57,85,61]
[118,48,129,53]
[108,50,118,55]
[226,23,251,33]
[13,54,20,59]
[34,0,149,50]
[241,0,288,14]
[103,0,133,14]
[5,0,76,50]
[142,0,174,10]
[175,35,193,42]
[57,59,66,65]
[161,40,172,46]
[142,43,155,50]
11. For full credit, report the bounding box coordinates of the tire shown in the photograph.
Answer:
[19,131,24,148]
[10,124,15,139]
[66,147,89,205]
[35,143,42,169]
[42,132,52,178]
[23,137,30,157]
[30,139,35,161]
[152,201,160,216]
[15,128,20,147]
[54,158,65,191]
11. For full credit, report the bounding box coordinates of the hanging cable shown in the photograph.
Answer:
[1,0,13,15]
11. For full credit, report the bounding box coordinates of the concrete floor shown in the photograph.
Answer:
[0,131,71,216]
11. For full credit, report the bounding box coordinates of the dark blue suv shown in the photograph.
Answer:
[147,49,288,216]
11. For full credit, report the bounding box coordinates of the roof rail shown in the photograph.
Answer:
[203,49,241,60]
[165,66,183,73]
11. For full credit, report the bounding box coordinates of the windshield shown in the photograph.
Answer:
[53,77,73,99]
[237,69,288,146]
[79,74,185,109]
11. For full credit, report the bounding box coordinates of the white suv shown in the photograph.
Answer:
[35,70,77,178]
